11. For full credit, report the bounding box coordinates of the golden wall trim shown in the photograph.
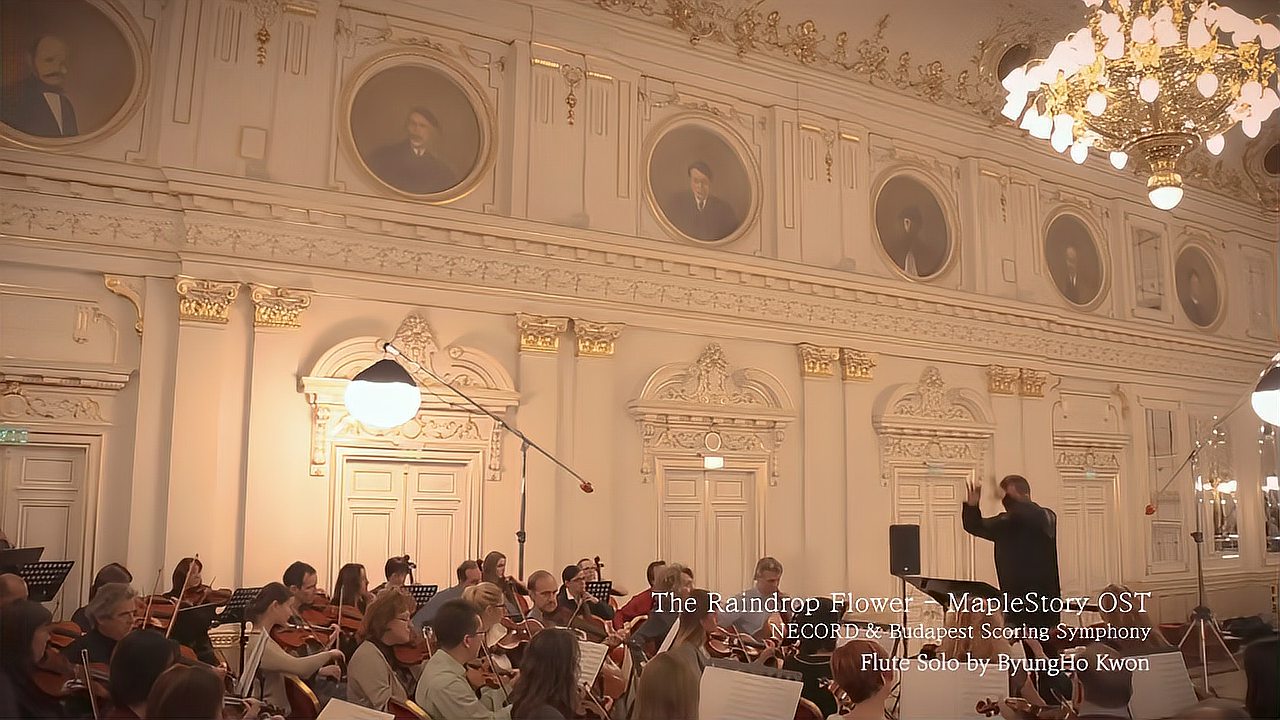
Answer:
[517,314,570,354]
[988,365,1049,398]
[175,277,240,324]
[797,344,839,378]
[249,284,312,329]
[104,275,144,336]
[572,319,624,357]
[839,348,876,381]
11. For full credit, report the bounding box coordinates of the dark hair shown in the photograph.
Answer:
[407,106,440,131]
[283,561,315,589]
[27,34,63,61]
[687,161,713,181]
[481,552,505,584]
[170,557,202,596]
[509,629,579,717]
[248,582,291,623]
[90,563,133,600]
[0,599,51,675]
[146,664,224,719]
[561,565,582,584]
[1075,643,1132,708]
[831,640,888,703]
[433,599,479,649]
[384,556,411,581]
[109,629,179,707]
[635,652,699,720]
[1244,636,1279,720]
[1000,474,1032,496]
[645,560,666,586]
[455,560,479,584]
[332,563,365,607]
[674,588,714,647]
[793,596,840,654]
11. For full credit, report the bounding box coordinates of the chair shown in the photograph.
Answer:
[387,698,430,719]
[794,697,824,720]
[283,674,320,719]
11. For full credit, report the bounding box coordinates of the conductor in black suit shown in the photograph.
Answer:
[664,161,739,242]
[2,34,79,138]
[962,474,1062,630]
[367,106,455,194]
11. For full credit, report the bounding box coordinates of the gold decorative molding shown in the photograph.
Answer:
[249,284,312,328]
[987,365,1021,396]
[516,314,570,354]
[572,319,624,357]
[1019,369,1047,398]
[797,343,839,378]
[562,65,584,125]
[839,348,875,381]
[175,277,240,324]
[248,0,283,65]
[104,274,144,335]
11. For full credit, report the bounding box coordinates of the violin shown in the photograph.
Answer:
[47,620,84,650]
[392,629,432,666]
[271,623,337,656]
[976,698,1002,717]
[463,657,515,691]
[222,695,286,719]
[32,647,111,708]
[183,583,233,606]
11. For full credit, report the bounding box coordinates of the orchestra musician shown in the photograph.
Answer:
[663,587,715,675]
[333,562,374,613]
[164,557,220,665]
[962,475,1062,630]
[507,629,579,720]
[347,590,420,711]
[72,563,133,630]
[575,557,628,597]
[717,556,785,639]
[556,564,614,623]
[633,652,699,720]
[413,560,481,631]
[282,561,322,612]
[246,582,345,714]
[64,582,138,664]
[828,640,895,719]
[632,563,694,650]
[105,629,183,719]
[613,560,665,630]
[0,572,28,605]
[525,570,560,624]
[146,662,281,720]
[413,599,507,720]
[481,551,528,620]
[372,556,413,595]
[782,597,841,718]
[0,599,66,718]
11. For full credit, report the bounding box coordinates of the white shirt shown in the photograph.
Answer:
[42,92,64,134]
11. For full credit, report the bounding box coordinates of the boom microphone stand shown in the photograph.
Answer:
[382,341,594,579]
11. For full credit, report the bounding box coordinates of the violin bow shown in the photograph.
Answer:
[79,649,100,720]
[167,556,199,639]
[144,568,163,627]
[477,636,513,698]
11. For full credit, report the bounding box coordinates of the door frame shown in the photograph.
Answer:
[1,431,103,605]
[330,443,487,583]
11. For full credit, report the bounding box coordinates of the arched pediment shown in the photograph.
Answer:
[872,366,994,482]
[873,366,993,431]
[633,343,793,417]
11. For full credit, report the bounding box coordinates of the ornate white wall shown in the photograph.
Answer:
[1,0,1277,622]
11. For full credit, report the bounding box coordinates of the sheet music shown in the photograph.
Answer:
[656,618,680,654]
[699,665,802,720]
[899,666,1007,719]
[235,631,268,699]
[316,699,393,720]
[1128,652,1198,720]
[577,640,609,686]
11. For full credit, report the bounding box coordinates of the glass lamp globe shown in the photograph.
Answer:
[1148,184,1183,210]
[1254,356,1280,426]
[344,359,421,428]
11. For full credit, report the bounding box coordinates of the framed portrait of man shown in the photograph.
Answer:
[0,0,147,146]
[873,173,953,280]
[1044,213,1106,307]
[344,52,494,202]
[1174,244,1222,329]
[644,116,758,245]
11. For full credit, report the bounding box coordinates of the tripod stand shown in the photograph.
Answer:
[1177,521,1240,690]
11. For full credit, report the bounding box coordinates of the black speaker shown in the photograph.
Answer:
[889,524,921,576]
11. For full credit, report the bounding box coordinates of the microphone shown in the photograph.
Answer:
[580,481,594,494]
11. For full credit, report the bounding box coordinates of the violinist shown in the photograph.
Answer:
[613,560,664,630]
[105,629,182,719]
[0,598,67,718]
[146,663,282,720]
[413,599,507,720]
[526,570,560,624]
[828,640,894,719]
[164,557,220,665]
[781,597,840,718]
[664,587,715,675]
[632,563,694,650]
[72,562,133,630]
[247,582,345,715]
[575,558,629,597]
[372,556,413,595]
[347,591,420,711]
[463,582,517,681]
[633,653,698,720]
[64,582,137,664]
[717,556,784,639]
[0,572,28,605]
[283,561,321,612]
[412,560,481,631]
[507,629,579,720]
[481,551,528,620]
[333,563,374,614]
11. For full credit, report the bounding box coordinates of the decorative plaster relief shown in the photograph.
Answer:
[797,343,839,378]
[517,314,570,354]
[873,366,995,482]
[572,319,624,357]
[104,275,144,335]
[248,284,311,328]
[175,277,240,324]
[839,348,875,381]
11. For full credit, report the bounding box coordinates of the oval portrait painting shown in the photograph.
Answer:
[874,174,952,279]
[1175,244,1221,328]
[1045,213,1105,307]
[347,56,490,201]
[646,120,757,244]
[0,0,143,144]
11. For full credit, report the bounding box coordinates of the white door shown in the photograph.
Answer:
[893,469,973,580]
[338,451,480,587]
[1,443,89,606]
[1059,479,1118,596]
[659,465,759,595]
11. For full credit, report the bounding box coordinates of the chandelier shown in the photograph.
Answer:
[1001,0,1280,210]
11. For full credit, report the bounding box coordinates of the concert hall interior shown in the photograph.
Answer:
[1,0,1279,718]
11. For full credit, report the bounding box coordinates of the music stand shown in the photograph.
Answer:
[404,584,437,610]
[19,560,74,602]
[902,576,1001,609]
[0,546,44,573]
[585,581,611,602]
[216,587,263,673]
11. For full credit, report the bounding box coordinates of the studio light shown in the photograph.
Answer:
[344,358,421,428]
[1253,353,1280,426]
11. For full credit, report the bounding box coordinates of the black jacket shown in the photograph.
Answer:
[962,499,1062,629]
[2,77,79,138]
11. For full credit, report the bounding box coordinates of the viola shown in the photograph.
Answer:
[463,657,513,691]
[31,647,110,706]
[47,620,84,650]
[392,631,432,666]
[494,616,545,652]
[271,624,336,656]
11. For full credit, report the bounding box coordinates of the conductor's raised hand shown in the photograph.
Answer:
[965,478,982,506]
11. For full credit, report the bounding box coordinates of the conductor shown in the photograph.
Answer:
[962,474,1061,629]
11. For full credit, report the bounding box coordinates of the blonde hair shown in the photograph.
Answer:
[635,653,699,720]
[463,581,502,610]
[939,609,1008,662]
[654,564,692,593]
